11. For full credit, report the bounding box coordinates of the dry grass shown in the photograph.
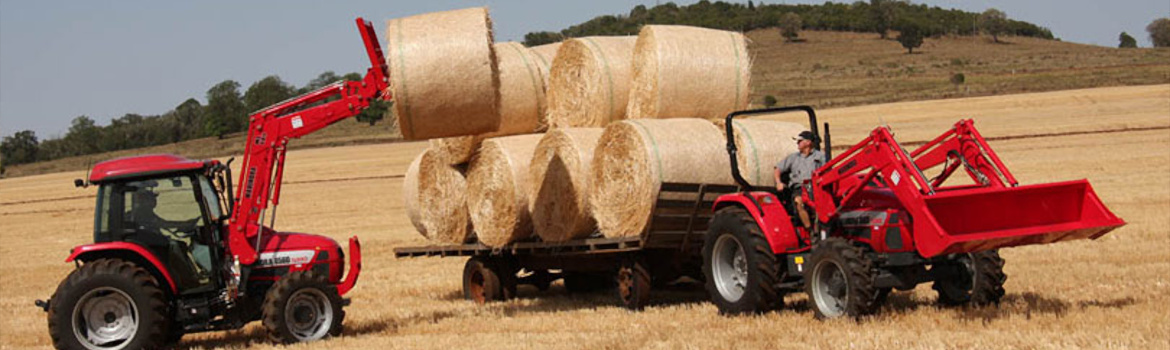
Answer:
[2,85,1168,349]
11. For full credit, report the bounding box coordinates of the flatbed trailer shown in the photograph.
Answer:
[394,183,741,310]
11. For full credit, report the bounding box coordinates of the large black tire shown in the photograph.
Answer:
[48,258,170,350]
[806,237,879,319]
[615,258,652,310]
[933,250,1007,306]
[262,271,345,344]
[702,207,783,315]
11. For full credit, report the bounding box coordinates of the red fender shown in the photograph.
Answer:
[66,242,178,293]
[713,192,804,254]
[336,236,361,296]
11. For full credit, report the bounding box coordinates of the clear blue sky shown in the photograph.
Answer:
[1,0,1166,138]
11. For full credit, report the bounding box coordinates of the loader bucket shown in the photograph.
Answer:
[915,179,1124,257]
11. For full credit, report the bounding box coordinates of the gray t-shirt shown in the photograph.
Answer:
[776,150,825,188]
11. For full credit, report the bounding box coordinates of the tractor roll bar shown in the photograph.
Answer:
[723,105,827,192]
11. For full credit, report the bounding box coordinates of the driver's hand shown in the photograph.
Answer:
[776,183,786,191]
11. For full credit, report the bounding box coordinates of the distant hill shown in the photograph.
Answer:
[523,1,1053,46]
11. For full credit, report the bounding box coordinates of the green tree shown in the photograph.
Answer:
[1148,18,1170,47]
[870,0,900,39]
[0,130,39,167]
[978,8,1009,43]
[523,31,564,47]
[174,98,204,139]
[204,80,246,138]
[779,12,802,42]
[244,75,296,114]
[301,71,342,93]
[1118,32,1137,48]
[65,116,101,155]
[897,23,924,54]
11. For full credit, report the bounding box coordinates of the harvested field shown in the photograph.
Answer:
[1,85,1167,349]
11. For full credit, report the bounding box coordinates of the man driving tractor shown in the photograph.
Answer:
[774,130,823,232]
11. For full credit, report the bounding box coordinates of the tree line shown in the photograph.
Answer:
[524,0,1054,46]
[1,71,387,170]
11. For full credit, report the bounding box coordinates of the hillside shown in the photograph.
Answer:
[3,30,1168,178]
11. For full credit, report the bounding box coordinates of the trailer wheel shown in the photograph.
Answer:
[262,271,345,344]
[933,250,1007,306]
[48,258,170,350]
[616,259,652,310]
[462,257,504,303]
[703,207,783,315]
[806,237,879,319]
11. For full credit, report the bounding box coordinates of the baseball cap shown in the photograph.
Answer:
[793,130,818,142]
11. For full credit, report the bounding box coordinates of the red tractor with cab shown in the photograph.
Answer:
[35,18,387,348]
[703,106,1126,318]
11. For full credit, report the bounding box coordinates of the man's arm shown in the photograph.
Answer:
[775,155,792,190]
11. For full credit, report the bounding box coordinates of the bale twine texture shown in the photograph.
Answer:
[545,36,637,128]
[590,119,733,237]
[717,119,805,188]
[528,128,604,242]
[427,41,547,165]
[467,134,545,247]
[627,25,751,120]
[417,149,473,243]
[386,7,501,140]
[528,42,562,87]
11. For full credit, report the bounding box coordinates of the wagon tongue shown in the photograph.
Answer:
[916,179,1125,257]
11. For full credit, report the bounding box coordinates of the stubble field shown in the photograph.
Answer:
[1,84,1167,349]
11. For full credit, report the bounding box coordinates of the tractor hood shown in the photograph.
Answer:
[253,231,343,268]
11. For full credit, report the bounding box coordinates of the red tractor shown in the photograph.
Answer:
[703,106,1126,318]
[35,18,388,348]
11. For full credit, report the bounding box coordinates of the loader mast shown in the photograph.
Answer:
[228,18,389,265]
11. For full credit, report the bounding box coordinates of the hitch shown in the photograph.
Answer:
[34,298,50,312]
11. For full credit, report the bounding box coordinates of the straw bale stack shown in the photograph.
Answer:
[467,134,545,247]
[415,149,473,243]
[717,119,805,188]
[545,36,637,128]
[590,119,733,237]
[428,41,547,165]
[627,25,751,120]
[386,7,501,140]
[528,128,604,242]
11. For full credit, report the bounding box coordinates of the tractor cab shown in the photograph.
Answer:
[85,154,234,295]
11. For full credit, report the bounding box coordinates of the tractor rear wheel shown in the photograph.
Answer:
[806,237,879,319]
[933,250,1007,306]
[262,271,345,344]
[48,258,170,350]
[703,207,783,315]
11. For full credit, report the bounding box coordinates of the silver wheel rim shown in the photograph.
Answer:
[712,234,748,302]
[811,260,848,318]
[72,287,139,350]
[285,288,333,341]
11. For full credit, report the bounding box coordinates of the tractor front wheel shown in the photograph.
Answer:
[703,207,783,315]
[933,250,1007,306]
[806,237,879,319]
[262,271,345,344]
[48,258,170,350]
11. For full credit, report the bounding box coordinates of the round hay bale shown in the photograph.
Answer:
[467,134,545,247]
[403,151,428,238]
[545,36,637,128]
[418,150,473,243]
[627,25,751,120]
[528,128,604,242]
[716,119,805,188]
[590,119,733,237]
[426,42,546,165]
[386,7,501,140]
[529,42,562,87]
